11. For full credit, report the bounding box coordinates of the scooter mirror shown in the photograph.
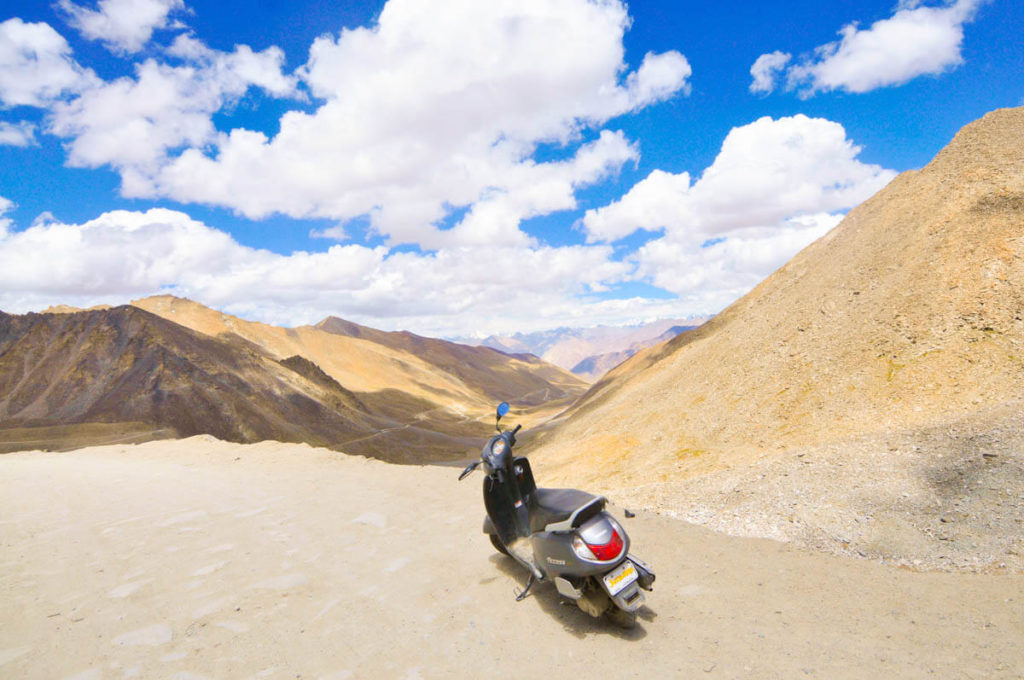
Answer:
[497,402,510,419]
[458,460,480,481]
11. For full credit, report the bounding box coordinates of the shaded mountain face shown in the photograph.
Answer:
[0,307,386,453]
[532,107,1024,488]
[0,298,587,462]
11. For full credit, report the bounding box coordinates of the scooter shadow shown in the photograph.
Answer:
[488,554,656,640]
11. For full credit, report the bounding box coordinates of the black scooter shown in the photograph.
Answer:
[459,402,654,627]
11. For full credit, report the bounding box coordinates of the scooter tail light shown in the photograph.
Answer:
[586,528,624,561]
[572,534,597,560]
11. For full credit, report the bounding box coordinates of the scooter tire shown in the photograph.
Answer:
[606,606,637,629]
[489,533,510,556]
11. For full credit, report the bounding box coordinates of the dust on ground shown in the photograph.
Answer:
[1,438,1022,679]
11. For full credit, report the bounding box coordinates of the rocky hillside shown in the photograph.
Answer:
[529,107,1024,571]
[0,300,586,462]
[0,307,383,452]
[315,316,582,407]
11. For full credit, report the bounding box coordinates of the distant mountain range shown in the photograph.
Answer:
[454,317,709,380]
[0,296,587,462]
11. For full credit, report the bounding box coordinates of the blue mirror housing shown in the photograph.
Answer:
[497,402,510,419]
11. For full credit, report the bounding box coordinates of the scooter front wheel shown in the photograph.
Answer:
[489,533,509,556]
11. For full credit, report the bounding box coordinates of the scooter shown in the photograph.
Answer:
[458,402,655,627]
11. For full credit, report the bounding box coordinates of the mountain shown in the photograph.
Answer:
[314,316,582,407]
[0,306,383,453]
[569,325,693,381]
[461,318,708,377]
[0,299,587,462]
[529,107,1024,570]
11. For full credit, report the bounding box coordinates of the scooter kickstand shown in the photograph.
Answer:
[514,573,536,601]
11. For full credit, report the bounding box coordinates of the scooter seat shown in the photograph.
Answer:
[531,487,603,533]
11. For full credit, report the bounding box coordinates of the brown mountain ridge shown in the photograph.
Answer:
[0,299,587,462]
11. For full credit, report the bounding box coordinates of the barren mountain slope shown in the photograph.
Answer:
[315,316,585,407]
[0,306,387,453]
[529,107,1024,569]
[1,301,588,461]
[133,296,585,420]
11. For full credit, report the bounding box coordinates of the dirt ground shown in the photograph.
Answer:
[2,439,1022,679]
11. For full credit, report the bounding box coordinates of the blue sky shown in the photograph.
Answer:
[0,0,1021,336]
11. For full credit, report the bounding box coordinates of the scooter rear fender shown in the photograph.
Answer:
[531,514,631,579]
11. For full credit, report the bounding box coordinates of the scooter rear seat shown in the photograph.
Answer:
[531,488,605,533]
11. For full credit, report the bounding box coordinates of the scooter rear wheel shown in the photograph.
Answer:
[489,533,509,556]
[606,606,637,629]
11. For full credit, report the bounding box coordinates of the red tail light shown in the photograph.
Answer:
[586,528,623,561]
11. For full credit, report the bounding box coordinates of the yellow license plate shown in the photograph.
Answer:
[602,561,638,596]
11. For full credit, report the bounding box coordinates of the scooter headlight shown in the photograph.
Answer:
[491,438,507,456]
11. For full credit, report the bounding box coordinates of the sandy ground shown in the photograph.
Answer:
[2,439,1023,679]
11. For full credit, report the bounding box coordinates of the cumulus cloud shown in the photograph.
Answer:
[755,0,983,96]
[57,0,185,54]
[582,115,896,302]
[584,115,895,242]
[2,1,690,252]
[142,0,690,247]
[749,50,791,94]
[0,208,645,335]
[0,120,36,146]
[46,37,297,194]
[633,213,843,306]
[0,196,13,238]
[0,18,97,107]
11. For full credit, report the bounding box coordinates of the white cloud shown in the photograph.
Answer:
[0,120,36,146]
[583,115,896,243]
[749,50,791,94]
[2,1,690,253]
[761,0,983,96]
[309,225,349,241]
[633,213,843,305]
[583,115,896,304]
[0,208,644,336]
[413,130,639,249]
[46,38,297,194]
[0,18,97,107]
[1,117,893,334]
[167,34,297,98]
[57,0,185,54]
[0,196,13,238]
[139,0,690,247]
